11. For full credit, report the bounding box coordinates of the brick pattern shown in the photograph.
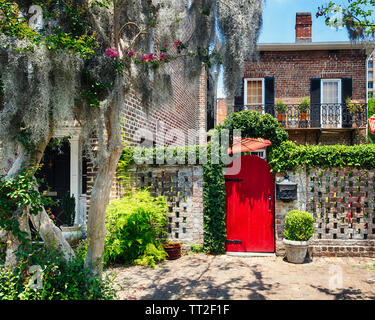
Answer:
[276,168,375,257]
[127,165,204,245]
[295,13,312,42]
[307,168,375,241]
[244,49,367,104]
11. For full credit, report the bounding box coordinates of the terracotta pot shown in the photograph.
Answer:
[299,112,308,121]
[163,243,181,260]
[278,113,286,121]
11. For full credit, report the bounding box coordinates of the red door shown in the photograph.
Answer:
[225,155,275,252]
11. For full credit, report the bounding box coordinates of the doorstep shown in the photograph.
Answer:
[226,252,276,257]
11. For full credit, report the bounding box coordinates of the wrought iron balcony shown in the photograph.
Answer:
[233,103,367,129]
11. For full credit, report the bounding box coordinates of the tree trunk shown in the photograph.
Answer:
[3,134,75,267]
[4,209,30,269]
[29,205,75,262]
[84,144,123,274]
[84,91,123,274]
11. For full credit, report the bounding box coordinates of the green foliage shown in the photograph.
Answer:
[104,190,168,267]
[317,0,375,40]
[0,0,98,57]
[284,210,314,241]
[0,168,54,256]
[268,141,375,173]
[275,101,287,113]
[0,246,116,300]
[81,69,114,108]
[202,148,226,254]
[222,110,289,147]
[368,98,375,143]
[298,98,310,112]
[116,147,134,189]
[61,193,75,226]
[190,244,205,253]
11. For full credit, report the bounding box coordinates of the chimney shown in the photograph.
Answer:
[295,12,312,43]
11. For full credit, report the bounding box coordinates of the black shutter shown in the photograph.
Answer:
[310,78,321,128]
[234,78,244,111]
[341,78,353,128]
[264,77,275,116]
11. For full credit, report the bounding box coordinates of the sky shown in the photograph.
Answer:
[217,0,351,98]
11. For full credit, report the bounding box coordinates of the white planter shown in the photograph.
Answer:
[283,238,310,264]
[61,225,83,246]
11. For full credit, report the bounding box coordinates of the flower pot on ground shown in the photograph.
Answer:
[60,193,82,246]
[61,224,83,247]
[283,210,314,264]
[163,242,181,260]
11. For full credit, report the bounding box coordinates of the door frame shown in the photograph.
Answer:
[320,79,342,128]
[54,126,86,227]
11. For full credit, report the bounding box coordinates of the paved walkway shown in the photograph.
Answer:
[106,253,375,300]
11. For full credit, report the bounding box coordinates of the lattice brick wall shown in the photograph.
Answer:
[307,168,375,241]
[128,165,204,245]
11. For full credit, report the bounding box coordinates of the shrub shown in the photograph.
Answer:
[0,246,116,300]
[283,210,314,242]
[104,190,168,267]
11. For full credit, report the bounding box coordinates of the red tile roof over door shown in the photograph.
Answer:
[228,137,272,155]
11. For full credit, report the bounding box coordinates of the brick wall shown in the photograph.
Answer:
[127,164,204,247]
[216,98,227,125]
[244,49,367,104]
[276,168,375,257]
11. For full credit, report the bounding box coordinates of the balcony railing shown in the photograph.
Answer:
[233,104,367,129]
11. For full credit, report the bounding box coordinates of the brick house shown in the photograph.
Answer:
[225,12,374,145]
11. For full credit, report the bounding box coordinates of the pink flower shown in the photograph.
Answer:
[105,47,118,58]
[127,49,135,56]
[173,40,181,47]
[160,53,166,61]
[141,54,149,62]
[148,53,155,61]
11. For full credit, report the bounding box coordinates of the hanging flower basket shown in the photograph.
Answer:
[163,243,181,260]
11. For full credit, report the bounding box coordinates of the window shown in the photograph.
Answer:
[321,79,342,128]
[321,79,341,104]
[369,71,374,80]
[250,149,266,160]
[244,79,264,109]
[369,60,374,69]
[369,82,374,89]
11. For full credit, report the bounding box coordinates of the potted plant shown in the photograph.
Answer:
[283,210,314,264]
[275,101,287,121]
[298,97,310,120]
[163,241,181,260]
[59,193,83,247]
[345,98,363,128]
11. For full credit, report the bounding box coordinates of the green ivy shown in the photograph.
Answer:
[268,140,375,173]
[368,98,375,143]
[0,167,55,259]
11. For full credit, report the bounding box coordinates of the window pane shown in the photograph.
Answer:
[369,71,373,80]
[247,80,262,105]
[322,80,339,104]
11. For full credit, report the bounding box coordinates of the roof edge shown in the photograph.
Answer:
[257,41,375,52]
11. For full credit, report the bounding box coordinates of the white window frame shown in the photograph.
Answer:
[320,79,342,128]
[244,78,265,113]
[250,148,266,160]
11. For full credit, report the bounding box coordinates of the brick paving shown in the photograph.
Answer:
[106,253,375,300]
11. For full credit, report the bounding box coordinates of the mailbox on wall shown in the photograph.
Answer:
[276,175,297,202]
